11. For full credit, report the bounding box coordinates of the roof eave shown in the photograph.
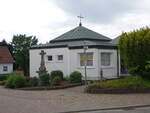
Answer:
[50,38,112,43]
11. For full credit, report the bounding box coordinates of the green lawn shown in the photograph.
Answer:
[88,76,150,89]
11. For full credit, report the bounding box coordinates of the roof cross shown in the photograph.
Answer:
[77,15,84,26]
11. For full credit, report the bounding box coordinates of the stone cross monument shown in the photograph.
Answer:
[37,50,47,75]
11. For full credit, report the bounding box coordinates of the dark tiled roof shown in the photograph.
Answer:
[31,25,117,49]
[0,46,14,63]
[50,25,112,42]
[111,36,120,45]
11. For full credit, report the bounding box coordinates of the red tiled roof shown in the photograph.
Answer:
[0,46,14,63]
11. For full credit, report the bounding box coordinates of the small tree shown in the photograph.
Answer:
[11,34,38,76]
[119,27,150,79]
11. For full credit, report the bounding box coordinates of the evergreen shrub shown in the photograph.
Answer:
[39,73,50,86]
[50,70,63,81]
[69,71,82,83]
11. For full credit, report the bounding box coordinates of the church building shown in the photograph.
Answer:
[30,23,120,80]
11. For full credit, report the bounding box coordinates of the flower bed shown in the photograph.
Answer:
[86,76,150,94]
[16,83,82,90]
[2,71,83,90]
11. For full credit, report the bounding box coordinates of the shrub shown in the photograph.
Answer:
[51,76,62,86]
[29,77,39,86]
[13,75,26,88]
[5,76,14,88]
[11,72,24,76]
[0,74,9,81]
[0,80,6,85]
[5,74,26,88]
[39,72,50,86]
[119,27,150,79]
[69,71,82,83]
[50,70,63,81]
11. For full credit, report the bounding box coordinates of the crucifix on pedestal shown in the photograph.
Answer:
[37,50,47,75]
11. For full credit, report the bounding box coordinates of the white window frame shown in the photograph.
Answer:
[3,66,8,72]
[101,52,111,66]
[47,55,53,62]
[57,55,64,62]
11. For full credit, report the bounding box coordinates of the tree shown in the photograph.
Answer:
[119,27,150,79]
[11,34,38,76]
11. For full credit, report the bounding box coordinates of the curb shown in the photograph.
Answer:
[86,88,150,94]
[60,104,150,113]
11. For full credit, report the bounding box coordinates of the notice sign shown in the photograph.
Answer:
[81,56,89,62]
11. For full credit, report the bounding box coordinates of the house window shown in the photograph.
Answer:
[3,66,8,72]
[101,53,111,66]
[80,53,93,66]
[57,55,63,61]
[47,55,52,61]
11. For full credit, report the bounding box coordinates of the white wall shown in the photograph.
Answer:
[98,49,118,79]
[0,63,13,74]
[30,48,69,77]
[30,47,118,80]
[69,48,118,80]
[69,48,99,80]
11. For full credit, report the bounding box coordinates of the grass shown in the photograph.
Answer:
[88,76,150,89]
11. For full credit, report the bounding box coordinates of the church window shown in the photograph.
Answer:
[58,55,63,61]
[47,55,52,61]
[101,53,111,66]
[3,66,8,72]
[80,53,93,66]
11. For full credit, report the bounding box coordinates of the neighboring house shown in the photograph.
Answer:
[30,23,120,80]
[0,42,14,74]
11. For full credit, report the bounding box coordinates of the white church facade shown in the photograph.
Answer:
[30,24,120,80]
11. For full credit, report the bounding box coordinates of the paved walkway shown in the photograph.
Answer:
[1,86,150,113]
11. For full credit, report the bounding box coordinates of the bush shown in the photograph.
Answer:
[119,27,150,79]
[0,74,9,81]
[51,76,62,86]
[5,74,26,88]
[0,80,6,85]
[5,76,14,88]
[39,72,50,86]
[13,75,26,88]
[11,72,24,76]
[50,70,63,81]
[28,77,39,86]
[69,71,82,83]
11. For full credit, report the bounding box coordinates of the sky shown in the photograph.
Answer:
[0,0,150,43]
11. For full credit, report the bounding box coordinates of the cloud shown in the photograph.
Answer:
[0,0,150,43]
[51,0,140,24]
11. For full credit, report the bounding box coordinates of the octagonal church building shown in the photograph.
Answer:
[30,23,120,80]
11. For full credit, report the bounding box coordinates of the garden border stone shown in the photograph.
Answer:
[86,88,150,94]
[16,83,82,91]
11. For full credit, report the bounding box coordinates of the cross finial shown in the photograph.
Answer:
[77,15,84,26]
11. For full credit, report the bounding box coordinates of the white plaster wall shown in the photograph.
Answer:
[69,48,99,80]
[30,48,69,77]
[30,47,118,80]
[98,49,118,79]
[0,63,13,74]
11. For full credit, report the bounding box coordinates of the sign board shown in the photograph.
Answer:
[81,56,89,62]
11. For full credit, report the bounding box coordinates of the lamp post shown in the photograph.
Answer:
[83,41,88,87]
